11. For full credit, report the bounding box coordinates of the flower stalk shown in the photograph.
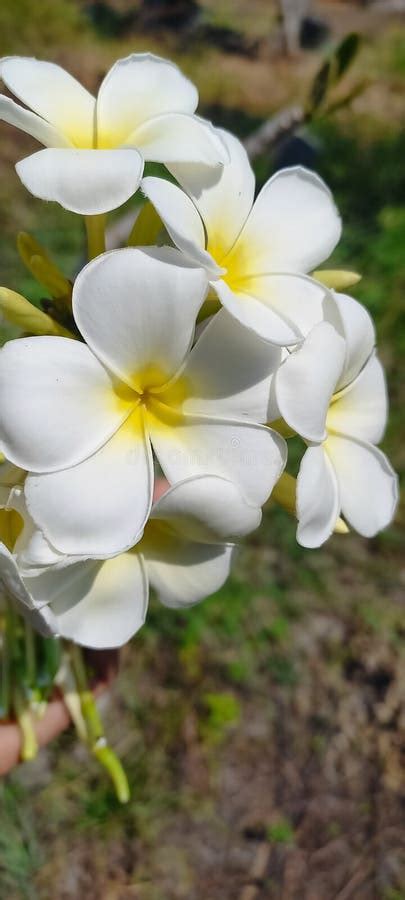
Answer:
[24,620,36,691]
[67,643,130,803]
[85,214,106,260]
[12,685,38,761]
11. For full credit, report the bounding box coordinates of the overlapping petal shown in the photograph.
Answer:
[0,95,71,147]
[10,485,67,575]
[169,129,254,256]
[296,445,340,548]
[0,337,131,472]
[0,543,57,636]
[324,291,376,388]
[327,353,387,444]
[73,247,208,390]
[214,273,332,346]
[132,114,227,165]
[0,57,95,146]
[141,175,221,275]
[149,411,286,507]
[181,308,281,422]
[325,435,398,537]
[25,412,153,556]
[276,322,346,441]
[232,166,341,274]
[144,538,233,609]
[96,53,198,148]
[16,148,144,215]
[150,475,262,542]
[26,553,148,648]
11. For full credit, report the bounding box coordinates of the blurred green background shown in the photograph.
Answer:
[0,1,404,897]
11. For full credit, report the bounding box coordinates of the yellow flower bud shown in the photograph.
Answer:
[0,287,74,338]
[312,269,362,290]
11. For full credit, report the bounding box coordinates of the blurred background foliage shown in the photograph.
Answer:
[0,1,404,897]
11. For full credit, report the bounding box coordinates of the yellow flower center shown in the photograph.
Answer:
[207,233,256,293]
[65,113,137,151]
[108,365,192,439]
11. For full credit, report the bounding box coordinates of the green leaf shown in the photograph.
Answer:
[17,232,71,300]
[307,32,361,116]
[309,59,331,113]
[334,32,360,80]
[324,78,369,116]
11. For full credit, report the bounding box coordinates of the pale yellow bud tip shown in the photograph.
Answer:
[0,287,73,338]
[312,269,362,290]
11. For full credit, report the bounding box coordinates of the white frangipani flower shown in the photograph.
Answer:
[1,476,261,648]
[142,129,341,344]
[0,54,227,215]
[0,248,286,558]
[275,293,398,547]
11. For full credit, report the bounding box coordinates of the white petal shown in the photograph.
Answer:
[73,247,207,390]
[17,529,66,576]
[19,600,57,637]
[327,353,387,444]
[151,474,262,542]
[96,53,198,148]
[181,308,281,422]
[297,445,340,548]
[324,291,376,388]
[25,413,153,557]
[0,542,35,609]
[235,166,341,274]
[16,148,144,215]
[131,113,227,166]
[325,435,398,537]
[0,542,57,636]
[144,537,234,608]
[9,485,67,575]
[150,412,286,507]
[169,129,255,259]
[276,322,346,442]
[0,57,95,146]
[141,176,221,276]
[26,553,148,648]
[0,95,71,147]
[0,336,129,472]
[214,273,331,346]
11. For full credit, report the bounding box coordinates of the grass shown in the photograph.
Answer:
[0,0,88,57]
[0,783,42,899]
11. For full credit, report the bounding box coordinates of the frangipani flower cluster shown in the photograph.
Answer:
[0,52,398,654]
[0,55,226,214]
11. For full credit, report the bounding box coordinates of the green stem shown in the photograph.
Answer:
[85,214,106,260]
[68,643,130,803]
[24,620,36,690]
[13,685,38,761]
[68,641,88,693]
[93,741,130,804]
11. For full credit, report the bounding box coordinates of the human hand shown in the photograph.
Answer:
[0,649,118,776]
